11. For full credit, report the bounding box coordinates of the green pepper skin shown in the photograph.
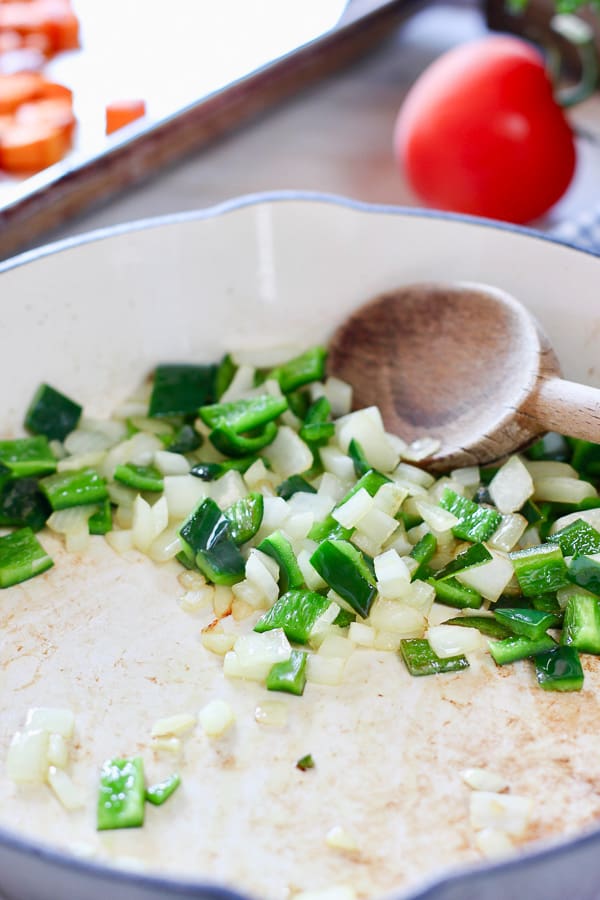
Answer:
[493,607,560,641]
[254,589,331,644]
[439,488,501,542]
[149,364,217,418]
[510,544,570,596]
[24,383,82,442]
[561,594,600,654]
[266,651,308,696]
[535,646,584,692]
[97,757,146,830]
[310,539,377,618]
[145,773,181,807]
[400,639,469,676]
[0,527,53,588]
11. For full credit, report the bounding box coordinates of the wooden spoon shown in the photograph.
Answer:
[327,282,600,472]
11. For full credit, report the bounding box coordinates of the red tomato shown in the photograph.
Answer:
[393,36,576,224]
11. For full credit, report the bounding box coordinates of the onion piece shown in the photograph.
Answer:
[7,730,49,784]
[198,699,235,737]
[264,426,313,479]
[427,624,484,658]
[255,701,288,727]
[488,456,533,514]
[151,714,196,738]
[469,791,532,837]
[25,707,75,739]
[47,766,85,811]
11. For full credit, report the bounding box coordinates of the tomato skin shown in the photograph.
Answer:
[394,36,576,224]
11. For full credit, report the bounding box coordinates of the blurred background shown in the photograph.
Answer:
[0,0,599,258]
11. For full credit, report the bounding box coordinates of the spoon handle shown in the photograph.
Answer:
[527,376,600,442]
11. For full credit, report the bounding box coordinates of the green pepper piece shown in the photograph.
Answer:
[266,650,308,696]
[570,438,600,480]
[308,469,390,542]
[0,436,56,478]
[24,383,82,442]
[410,532,437,581]
[561,594,600,654]
[215,353,237,400]
[493,607,560,640]
[97,757,145,830]
[568,555,600,596]
[299,397,334,447]
[166,423,203,455]
[179,497,245,585]
[254,589,331,644]
[199,394,288,432]
[531,592,562,615]
[0,477,51,531]
[488,633,556,666]
[190,456,258,481]
[296,754,315,771]
[332,608,356,628]
[535,646,584,692]
[258,530,303,593]
[399,638,469,676]
[309,539,377,618]
[114,463,164,493]
[443,615,512,640]
[526,433,571,463]
[88,499,113,536]
[433,542,492,580]
[439,488,502,542]
[268,347,327,393]
[348,438,371,479]
[0,527,53,588]
[277,475,317,500]
[510,544,570,596]
[40,467,108,511]
[224,493,264,545]
[149,364,217,418]
[210,421,278,458]
[548,518,600,557]
[427,575,483,609]
[145,773,181,807]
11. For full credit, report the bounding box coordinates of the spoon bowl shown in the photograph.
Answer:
[328,282,600,470]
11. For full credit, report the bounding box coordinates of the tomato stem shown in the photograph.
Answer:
[550,14,599,108]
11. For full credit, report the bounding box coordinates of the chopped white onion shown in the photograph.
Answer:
[200,629,236,655]
[368,599,426,636]
[348,622,376,647]
[163,475,207,520]
[210,470,247,510]
[153,450,190,476]
[373,482,407,516]
[47,767,85,810]
[245,549,279,605]
[332,488,373,529]
[325,826,358,852]
[474,827,515,859]
[456,550,514,603]
[336,407,399,473]
[264,426,313,479]
[487,513,528,552]
[415,499,459,533]
[198,699,235,737]
[7,730,49,784]
[151,714,197,737]
[373,550,411,600]
[323,376,353,417]
[318,635,355,660]
[469,791,533,837]
[255,701,288,727]
[461,767,509,793]
[319,446,355,482]
[306,654,346,685]
[25,707,75,739]
[488,455,533,514]
[401,436,441,462]
[533,476,597,504]
[228,629,291,681]
[427,625,484,658]
[179,586,214,614]
[47,733,69,770]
